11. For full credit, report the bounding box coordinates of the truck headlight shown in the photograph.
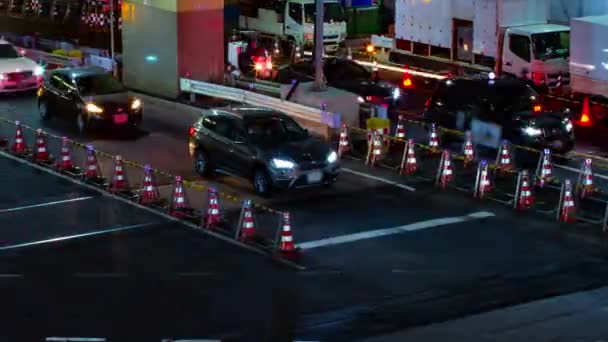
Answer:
[522,126,542,136]
[33,66,44,76]
[271,158,295,169]
[327,151,337,164]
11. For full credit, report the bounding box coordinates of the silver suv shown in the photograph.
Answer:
[188,107,340,196]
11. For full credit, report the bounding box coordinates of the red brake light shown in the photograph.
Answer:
[189,127,195,137]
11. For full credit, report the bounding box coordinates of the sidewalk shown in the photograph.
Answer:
[361,286,608,342]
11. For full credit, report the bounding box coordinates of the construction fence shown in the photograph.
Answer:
[0,118,301,267]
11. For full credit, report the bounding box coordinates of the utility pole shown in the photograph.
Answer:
[313,0,326,91]
[110,0,117,77]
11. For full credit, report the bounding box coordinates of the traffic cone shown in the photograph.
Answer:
[516,170,534,210]
[139,165,160,205]
[474,160,492,199]
[238,199,257,241]
[277,212,296,255]
[203,187,222,229]
[559,179,576,223]
[170,176,189,217]
[580,96,591,124]
[11,120,27,155]
[463,130,475,167]
[395,115,406,139]
[366,131,383,167]
[428,124,440,152]
[496,140,513,173]
[109,155,128,192]
[578,158,596,198]
[436,150,453,189]
[337,123,351,158]
[33,128,51,163]
[84,145,101,180]
[399,138,418,175]
[56,136,74,171]
[536,149,553,188]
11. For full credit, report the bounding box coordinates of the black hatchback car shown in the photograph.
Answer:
[424,78,575,154]
[37,67,143,134]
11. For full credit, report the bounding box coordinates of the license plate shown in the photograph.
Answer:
[306,170,323,184]
[113,114,128,124]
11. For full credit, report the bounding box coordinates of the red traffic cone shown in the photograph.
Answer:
[516,170,534,209]
[400,138,418,175]
[203,187,222,228]
[395,115,406,139]
[337,123,351,158]
[56,136,74,170]
[33,128,50,163]
[578,158,596,198]
[474,160,492,198]
[109,155,128,192]
[463,130,475,167]
[559,179,576,223]
[84,145,101,180]
[428,123,440,152]
[170,176,189,217]
[11,120,27,155]
[139,165,160,205]
[436,150,453,189]
[366,131,383,167]
[278,212,296,255]
[536,149,554,187]
[238,199,257,241]
[496,140,513,173]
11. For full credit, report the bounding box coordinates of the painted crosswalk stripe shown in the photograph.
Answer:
[297,212,495,250]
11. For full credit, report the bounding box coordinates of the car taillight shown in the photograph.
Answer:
[189,127,196,137]
[254,62,263,71]
[533,105,542,113]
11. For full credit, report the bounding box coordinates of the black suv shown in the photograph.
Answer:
[424,78,575,154]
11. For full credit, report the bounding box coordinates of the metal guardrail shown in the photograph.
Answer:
[23,48,83,68]
[179,78,340,128]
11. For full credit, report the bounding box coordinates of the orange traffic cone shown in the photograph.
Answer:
[496,140,513,173]
[463,130,475,167]
[474,160,492,198]
[436,150,453,189]
[170,176,189,217]
[578,158,596,198]
[580,96,591,124]
[516,170,534,209]
[536,148,553,188]
[11,121,27,155]
[337,123,351,158]
[400,138,418,175]
[428,123,440,152]
[109,155,128,192]
[56,137,74,171]
[366,131,383,167]
[84,145,101,180]
[395,115,406,139]
[203,187,222,228]
[559,179,576,223]
[278,212,296,255]
[238,199,257,241]
[139,165,160,205]
[33,128,51,163]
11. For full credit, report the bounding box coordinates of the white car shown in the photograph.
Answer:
[0,39,44,93]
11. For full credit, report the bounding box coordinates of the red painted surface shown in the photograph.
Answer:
[177,0,225,83]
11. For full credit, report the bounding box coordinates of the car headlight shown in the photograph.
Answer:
[0,73,6,81]
[271,158,295,169]
[131,98,142,110]
[327,151,337,164]
[392,87,400,100]
[564,119,573,132]
[522,126,542,136]
[85,102,104,114]
[357,96,365,104]
[33,66,44,76]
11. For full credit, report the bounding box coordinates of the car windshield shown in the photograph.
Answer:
[75,73,125,96]
[485,83,540,114]
[532,31,570,60]
[304,3,345,23]
[245,115,309,143]
[0,44,21,59]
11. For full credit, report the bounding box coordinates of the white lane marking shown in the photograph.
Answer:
[46,338,106,342]
[0,273,23,278]
[0,222,158,250]
[0,196,93,213]
[555,163,608,181]
[297,211,495,250]
[177,272,216,277]
[73,273,128,278]
[342,167,416,192]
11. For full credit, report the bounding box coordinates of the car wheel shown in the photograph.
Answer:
[194,149,212,177]
[38,100,51,120]
[76,112,88,135]
[253,168,272,197]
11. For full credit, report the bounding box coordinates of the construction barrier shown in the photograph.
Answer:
[0,118,302,266]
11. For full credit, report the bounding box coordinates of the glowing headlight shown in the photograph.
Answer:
[33,66,44,76]
[392,87,401,99]
[565,122,573,132]
[271,158,295,169]
[357,96,365,104]
[0,73,5,81]
[522,126,542,136]
[131,98,142,110]
[327,151,337,164]
[85,103,104,114]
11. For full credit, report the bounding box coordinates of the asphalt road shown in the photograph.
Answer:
[2,91,608,340]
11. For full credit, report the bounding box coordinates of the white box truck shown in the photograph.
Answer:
[239,0,347,53]
[570,16,608,100]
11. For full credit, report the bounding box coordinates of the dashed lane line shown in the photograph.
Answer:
[341,167,416,192]
[0,196,93,213]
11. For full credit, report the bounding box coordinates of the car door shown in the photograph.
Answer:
[200,115,234,172]
[225,118,254,177]
[53,74,78,118]
[46,74,68,116]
